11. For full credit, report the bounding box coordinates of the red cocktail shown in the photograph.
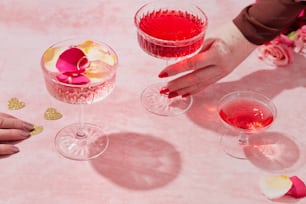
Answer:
[137,9,206,59]
[218,91,277,159]
[219,99,274,131]
[134,1,208,116]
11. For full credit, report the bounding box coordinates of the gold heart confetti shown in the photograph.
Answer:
[44,107,63,120]
[31,125,44,136]
[8,97,26,110]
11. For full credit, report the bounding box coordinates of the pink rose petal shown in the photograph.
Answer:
[258,35,294,67]
[294,25,306,57]
[286,176,306,198]
[56,47,88,73]
[56,73,90,85]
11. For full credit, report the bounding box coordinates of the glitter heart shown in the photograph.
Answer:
[8,97,26,110]
[31,125,44,136]
[44,107,63,120]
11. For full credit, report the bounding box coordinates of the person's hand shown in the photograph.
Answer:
[0,112,34,156]
[158,22,257,98]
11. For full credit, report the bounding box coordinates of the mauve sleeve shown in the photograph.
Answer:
[233,0,306,45]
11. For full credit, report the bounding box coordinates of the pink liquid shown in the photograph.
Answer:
[41,40,117,104]
[137,9,205,58]
[219,99,274,131]
[44,74,116,104]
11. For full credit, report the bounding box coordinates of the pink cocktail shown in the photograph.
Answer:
[41,39,118,160]
[41,39,117,104]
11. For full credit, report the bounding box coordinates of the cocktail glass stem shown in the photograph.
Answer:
[76,104,86,138]
[238,133,249,145]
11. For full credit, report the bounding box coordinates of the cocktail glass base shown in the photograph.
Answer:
[54,123,109,161]
[220,135,249,160]
[141,82,193,116]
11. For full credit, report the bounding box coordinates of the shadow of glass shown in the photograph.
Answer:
[90,132,181,190]
[244,132,306,173]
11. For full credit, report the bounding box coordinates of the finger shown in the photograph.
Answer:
[158,52,210,77]
[0,129,31,141]
[167,64,223,91]
[0,116,34,131]
[169,80,213,97]
[158,39,216,77]
[0,112,18,119]
[165,65,231,98]
[201,38,216,52]
[0,144,19,155]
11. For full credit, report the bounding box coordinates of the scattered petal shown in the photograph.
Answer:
[8,98,26,110]
[286,176,306,198]
[44,107,63,120]
[259,175,293,199]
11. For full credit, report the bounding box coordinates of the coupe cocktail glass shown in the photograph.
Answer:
[217,91,277,159]
[41,39,118,160]
[134,0,208,116]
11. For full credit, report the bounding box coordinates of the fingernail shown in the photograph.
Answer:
[158,72,168,78]
[11,146,20,154]
[182,93,190,98]
[23,123,35,131]
[21,131,31,138]
[168,92,179,99]
[160,87,170,94]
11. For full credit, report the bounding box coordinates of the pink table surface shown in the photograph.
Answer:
[0,0,306,204]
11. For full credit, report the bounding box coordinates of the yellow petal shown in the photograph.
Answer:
[259,175,293,199]
[85,64,105,78]
[84,60,114,80]
[42,47,56,64]
[79,40,96,54]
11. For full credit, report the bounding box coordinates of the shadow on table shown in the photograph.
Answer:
[185,56,306,173]
[90,132,181,190]
[244,131,306,173]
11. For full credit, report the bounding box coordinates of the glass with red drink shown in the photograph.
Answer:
[134,0,208,116]
[217,91,277,159]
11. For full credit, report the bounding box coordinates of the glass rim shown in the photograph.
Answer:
[217,90,277,118]
[134,1,208,45]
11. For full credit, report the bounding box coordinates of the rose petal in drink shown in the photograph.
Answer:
[84,60,113,79]
[43,47,57,64]
[85,46,116,66]
[56,73,90,85]
[42,46,65,71]
[56,47,88,73]
[78,40,96,54]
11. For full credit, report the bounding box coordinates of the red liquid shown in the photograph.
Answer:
[137,9,205,58]
[219,99,274,131]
